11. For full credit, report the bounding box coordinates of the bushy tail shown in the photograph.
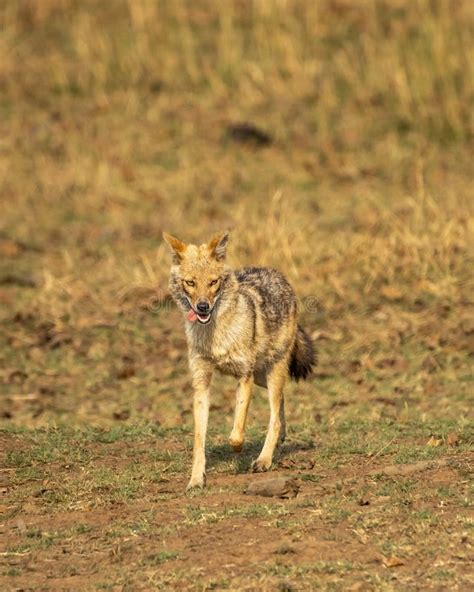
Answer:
[289,325,316,381]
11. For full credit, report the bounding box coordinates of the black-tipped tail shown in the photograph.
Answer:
[289,325,316,381]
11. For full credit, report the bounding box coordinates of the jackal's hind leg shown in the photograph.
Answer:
[229,375,253,452]
[251,357,287,473]
[279,395,286,444]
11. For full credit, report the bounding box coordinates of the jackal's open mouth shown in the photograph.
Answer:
[196,313,211,324]
[187,308,212,324]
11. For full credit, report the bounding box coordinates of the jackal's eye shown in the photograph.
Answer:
[184,280,195,287]
[209,279,219,287]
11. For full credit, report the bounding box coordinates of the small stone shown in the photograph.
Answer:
[246,477,299,499]
[446,432,459,446]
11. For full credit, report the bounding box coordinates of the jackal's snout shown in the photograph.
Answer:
[196,299,210,314]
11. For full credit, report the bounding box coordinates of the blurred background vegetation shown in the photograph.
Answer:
[0,0,472,427]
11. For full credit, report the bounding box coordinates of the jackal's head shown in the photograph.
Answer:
[163,231,232,325]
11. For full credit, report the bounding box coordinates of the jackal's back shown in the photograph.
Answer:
[235,267,297,330]
[236,267,315,382]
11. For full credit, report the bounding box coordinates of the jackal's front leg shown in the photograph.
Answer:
[229,375,253,452]
[252,356,288,473]
[187,356,213,490]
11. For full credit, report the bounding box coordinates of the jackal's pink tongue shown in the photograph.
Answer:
[187,309,198,322]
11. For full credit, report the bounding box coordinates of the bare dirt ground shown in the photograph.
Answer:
[1,427,472,591]
[1,1,473,590]
[1,303,472,590]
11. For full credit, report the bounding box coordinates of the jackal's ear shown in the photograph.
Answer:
[163,232,187,264]
[208,231,229,262]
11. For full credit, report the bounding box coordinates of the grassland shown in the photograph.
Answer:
[0,1,473,590]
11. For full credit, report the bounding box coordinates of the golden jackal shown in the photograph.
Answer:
[163,231,315,490]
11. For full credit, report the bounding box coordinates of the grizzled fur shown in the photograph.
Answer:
[163,231,316,490]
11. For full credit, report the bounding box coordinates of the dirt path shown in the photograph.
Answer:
[1,432,472,590]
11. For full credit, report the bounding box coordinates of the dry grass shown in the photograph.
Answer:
[1,0,472,421]
[0,1,473,589]
[1,1,472,307]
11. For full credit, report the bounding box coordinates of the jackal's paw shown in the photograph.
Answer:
[228,435,244,453]
[186,474,206,491]
[251,458,271,473]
